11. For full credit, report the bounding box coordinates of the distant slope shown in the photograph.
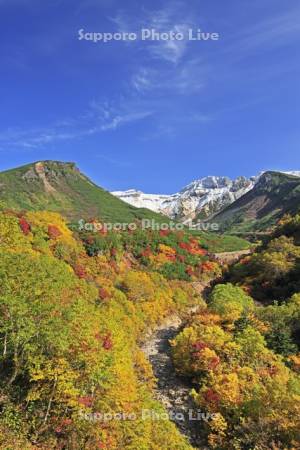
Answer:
[112,176,255,221]
[213,171,300,233]
[0,161,168,223]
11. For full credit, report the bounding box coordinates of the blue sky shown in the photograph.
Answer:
[0,0,300,193]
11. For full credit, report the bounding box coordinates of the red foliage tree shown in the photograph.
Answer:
[192,341,209,351]
[73,264,87,279]
[203,388,220,405]
[208,356,220,370]
[186,266,194,277]
[57,418,73,430]
[19,217,31,235]
[99,288,110,300]
[179,242,190,251]
[78,396,94,407]
[192,341,209,359]
[202,262,215,272]
[102,335,113,350]
[141,247,152,258]
[196,248,208,256]
[159,230,170,237]
[48,225,62,239]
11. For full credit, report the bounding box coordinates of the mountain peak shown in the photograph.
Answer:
[213,170,300,232]
[18,161,83,192]
[0,161,166,223]
[113,175,255,221]
[112,171,300,222]
[181,176,232,193]
[34,160,80,175]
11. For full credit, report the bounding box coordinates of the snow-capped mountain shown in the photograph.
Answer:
[281,171,300,178]
[112,176,256,221]
[111,189,174,213]
[112,171,300,222]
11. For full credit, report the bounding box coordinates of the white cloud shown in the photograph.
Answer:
[131,68,154,92]
[225,5,300,58]
[243,7,300,49]
[131,58,206,95]
[111,2,196,63]
[147,24,191,64]
[0,102,153,151]
[100,111,153,131]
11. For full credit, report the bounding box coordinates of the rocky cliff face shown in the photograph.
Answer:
[213,171,300,232]
[112,176,256,221]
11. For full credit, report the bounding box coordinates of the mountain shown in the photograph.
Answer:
[0,161,167,223]
[2,163,300,233]
[112,176,255,222]
[213,171,300,233]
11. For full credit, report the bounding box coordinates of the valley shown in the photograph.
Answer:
[0,161,300,449]
[2,1,300,448]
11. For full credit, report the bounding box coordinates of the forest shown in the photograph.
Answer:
[0,208,299,449]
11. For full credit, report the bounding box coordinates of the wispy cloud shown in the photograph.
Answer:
[125,55,211,140]
[96,153,132,167]
[111,2,197,64]
[131,68,154,92]
[100,111,153,131]
[225,5,300,58]
[147,24,190,64]
[131,58,206,95]
[0,1,216,150]
[0,102,153,151]
[242,7,300,49]
[0,125,77,150]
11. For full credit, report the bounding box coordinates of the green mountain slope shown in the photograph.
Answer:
[0,161,167,223]
[213,171,300,233]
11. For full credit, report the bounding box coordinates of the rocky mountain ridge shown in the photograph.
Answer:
[112,175,256,221]
[112,172,300,222]
[213,171,300,232]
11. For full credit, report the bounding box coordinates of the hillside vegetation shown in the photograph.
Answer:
[0,207,229,449]
[214,171,300,233]
[0,161,167,223]
[172,215,300,449]
[228,214,300,302]
[2,162,300,450]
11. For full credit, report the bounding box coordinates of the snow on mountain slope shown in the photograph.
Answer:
[111,189,173,212]
[282,171,300,178]
[112,171,300,222]
[112,176,255,221]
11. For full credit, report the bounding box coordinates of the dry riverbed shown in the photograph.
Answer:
[142,250,251,448]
